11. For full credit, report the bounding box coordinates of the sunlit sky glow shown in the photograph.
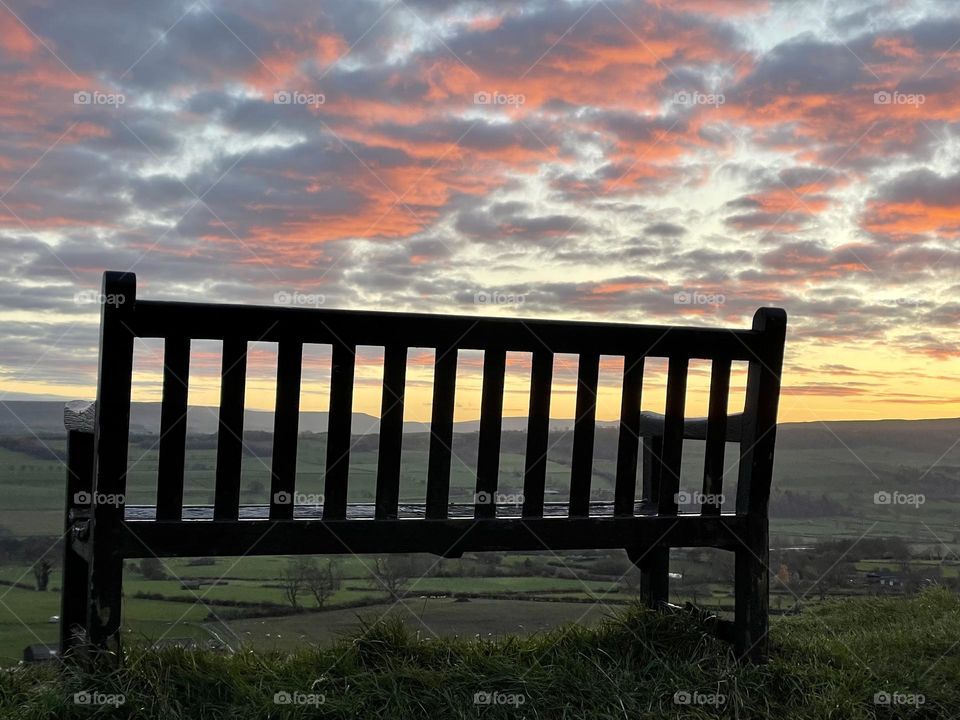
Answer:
[1,0,959,422]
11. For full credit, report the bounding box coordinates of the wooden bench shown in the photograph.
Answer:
[61,271,786,662]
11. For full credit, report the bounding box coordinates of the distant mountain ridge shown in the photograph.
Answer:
[2,401,959,453]
[0,400,579,436]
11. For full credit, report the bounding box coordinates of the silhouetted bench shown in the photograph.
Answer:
[61,271,786,662]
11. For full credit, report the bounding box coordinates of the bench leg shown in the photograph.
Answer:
[734,525,769,663]
[61,430,93,660]
[60,549,89,658]
[88,551,124,656]
[635,547,669,609]
[87,508,125,657]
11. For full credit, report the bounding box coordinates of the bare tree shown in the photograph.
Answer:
[374,556,417,599]
[305,559,340,608]
[806,554,850,601]
[281,558,312,608]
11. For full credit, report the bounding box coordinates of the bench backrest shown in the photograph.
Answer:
[89,271,786,531]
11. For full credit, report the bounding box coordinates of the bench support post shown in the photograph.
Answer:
[732,308,785,664]
[87,272,137,657]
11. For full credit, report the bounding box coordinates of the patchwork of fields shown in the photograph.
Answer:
[1,422,958,665]
[0,556,641,663]
[2,425,958,544]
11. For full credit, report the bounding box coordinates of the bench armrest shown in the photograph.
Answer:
[64,400,95,434]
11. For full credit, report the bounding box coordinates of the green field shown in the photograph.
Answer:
[0,588,210,666]
[0,557,639,664]
[1,425,958,668]
[221,598,619,651]
[0,547,894,665]
[2,428,959,551]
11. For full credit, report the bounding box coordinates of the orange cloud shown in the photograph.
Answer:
[0,11,39,56]
[862,200,960,239]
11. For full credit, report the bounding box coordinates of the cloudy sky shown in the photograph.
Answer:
[1,0,959,422]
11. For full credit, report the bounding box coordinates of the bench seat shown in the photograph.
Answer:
[123,500,668,521]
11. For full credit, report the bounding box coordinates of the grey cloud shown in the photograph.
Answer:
[644,222,687,238]
[874,168,960,207]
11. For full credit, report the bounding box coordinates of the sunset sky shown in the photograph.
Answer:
[1,0,959,423]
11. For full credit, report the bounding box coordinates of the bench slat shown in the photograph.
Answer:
[214,339,248,520]
[157,337,190,521]
[269,341,303,520]
[426,346,457,519]
[132,300,762,360]
[642,435,662,505]
[614,353,644,516]
[569,352,599,517]
[702,358,731,516]
[657,356,688,516]
[323,340,355,521]
[475,348,505,519]
[521,350,553,517]
[375,345,407,520]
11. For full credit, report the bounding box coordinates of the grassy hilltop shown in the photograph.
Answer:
[1,588,957,719]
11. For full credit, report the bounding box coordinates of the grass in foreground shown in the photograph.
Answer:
[0,588,957,719]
